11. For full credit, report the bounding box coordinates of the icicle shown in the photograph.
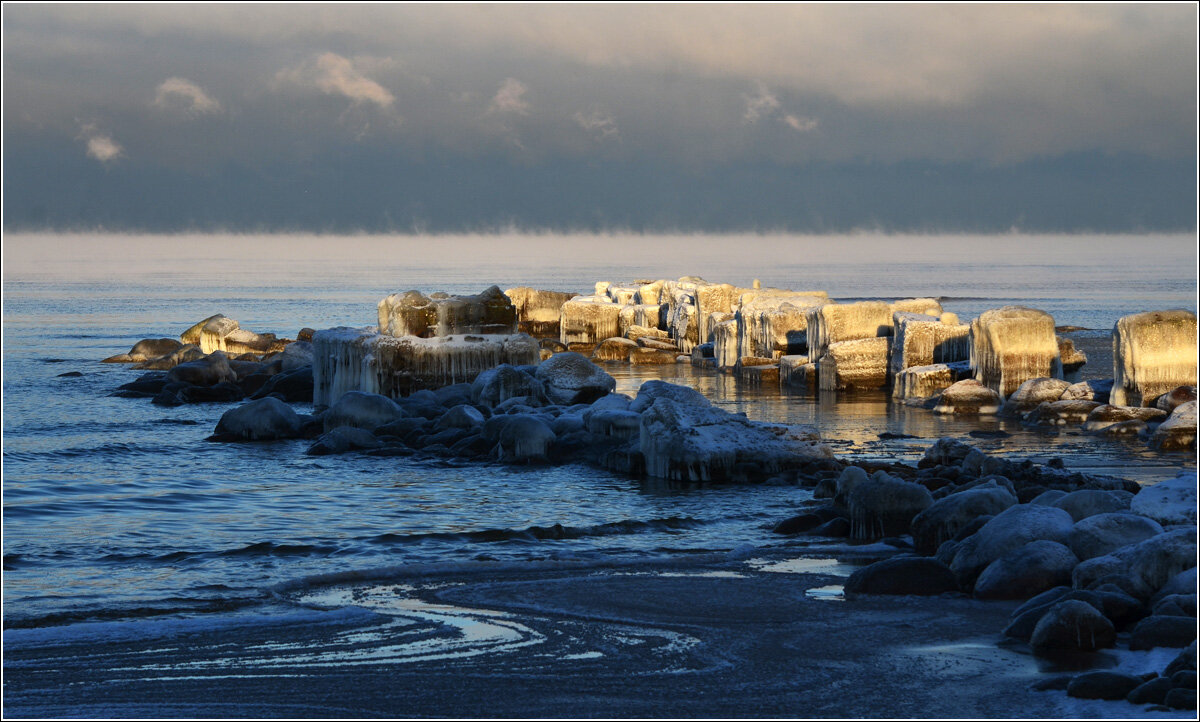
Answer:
[970,306,1062,399]
[1111,310,1198,407]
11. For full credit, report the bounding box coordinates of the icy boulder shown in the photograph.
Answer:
[591,337,638,362]
[693,283,744,343]
[948,503,1075,587]
[504,287,578,338]
[1058,337,1088,377]
[535,352,615,405]
[166,351,237,387]
[1130,472,1197,526]
[627,379,710,413]
[974,540,1079,600]
[713,320,740,372]
[638,396,830,482]
[970,306,1061,398]
[1111,310,1198,407]
[806,301,893,359]
[280,341,314,372]
[495,415,556,463]
[1001,377,1071,416]
[560,296,622,347]
[1149,400,1197,452]
[634,304,667,330]
[1061,379,1113,403]
[779,355,812,389]
[179,314,287,356]
[1068,512,1165,561]
[910,482,1019,555]
[818,337,890,391]
[312,327,540,406]
[212,397,306,441]
[324,390,404,431]
[887,313,970,382]
[845,472,933,540]
[1082,404,1168,433]
[1156,385,1197,413]
[633,280,665,305]
[735,293,827,359]
[471,365,546,408]
[893,361,972,401]
[890,298,943,316]
[670,301,701,354]
[625,324,669,343]
[131,344,206,370]
[102,338,185,363]
[379,286,517,338]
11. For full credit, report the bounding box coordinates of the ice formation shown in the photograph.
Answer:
[1148,400,1197,452]
[379,286,517,338]
[559,296,622,346]
[713,320,740,372]
[887,312,970,382]
[734,292,827,359]
[179,314,288,355]
[892,361,972,400]
[632,304,667,330]
[779,355,811,388]
[1110,310,1198,407]
[693,283,747,343]
[806,301,894,359]
[591,337,638,362]
[818,337,891,391]
[503,287,578,338]
[970,306,1062,398]
[890,298,943,316]
[624,324,668,342]
[670,301,700,354]
[312,327,540,406]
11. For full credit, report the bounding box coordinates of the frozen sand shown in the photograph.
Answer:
[5,555,1189,719]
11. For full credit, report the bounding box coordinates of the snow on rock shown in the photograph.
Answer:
[845,471,933,540]
[1130,471,1197,525]
[212,396,306,441]
[948,503,1076,587]
[970,306,1062,399]
[591,337,638,362]
[1068,512,1165,561]
[974,540,1079,600]
[1082,404,1168,433]
[818,337,890,391]
[1061,379,1113,403]
[378,286,517,338]
[534,352,616,405]
[504,287,578,338]
[910,481,1018,555]
[1149,400,1198,452]
[887,313,970,383]
[638,394,830,481]
[559,296,622,346]
[102,338,185,363]
[1001,377,1072,415]
[892,361,972,400]
[713,320,740,372]
[312,327,539,406]
[806,301,893,359]
[933,379,1002,415]
[1111,310,1198,407]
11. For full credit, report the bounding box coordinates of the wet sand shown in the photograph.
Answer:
[5,555,1186,719]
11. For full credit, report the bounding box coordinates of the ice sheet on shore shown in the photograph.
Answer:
[1110,310,1198,407]
[970,306,1062,399]
[313,327,540,405]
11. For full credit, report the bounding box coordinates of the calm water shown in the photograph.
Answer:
[2,232,1196,629]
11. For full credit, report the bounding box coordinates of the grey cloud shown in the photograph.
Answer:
[77,123,122,162]
[153,77,221,114]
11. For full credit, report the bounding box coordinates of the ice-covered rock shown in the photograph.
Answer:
[1156,385,1197,413]
[713,320,740,372]
[1021,400,1103,427]
[435,404,486,430]
[1082,404,1168,432]
[212,397,306,441]
[629,348,677,365]
[638,395,830,481]
[1130,472,1197,525]
[559,296,622,346]
[735,294,827,360]
[535,352,615,405]
[166,351,237,387]
[494,415,556,463]
[102,338,185,363]
[1068,512,1165,561]
[181,314,237,349]
[280,341,314,372]
[1111,310,1198,407]
[670,301,701,354]
[842,557,958,598]
[1051,489,1132,521]
[312,328,540,406]
[970,306,1061,398]
[949,503,1075,586]
[818,337,890,391]
[1149,400,1197,452]
[806,301,893,359]
[932,379,1002,415]
[634,280,665,306]
[379,286,517,338]
[974,540,1079,600]
[308,426,383,455]
[1030,599,1116,654]
[1106,528,1198,595]
[1061,379,1113,403]
[633,304,667,330]
[605,285,640,306]
[892,361,972,400]
[504,287,578,338]
[628,379,710,413]
[910,482,1019,555]
[637,336,677,351]
[887,313,970,382]
[625,324,669,342]
[890,297,943,316]
[1001,377,1071,415]
[131,344,206,370]
[845,472,933,540]
[1058,337,1088,377]
[324,390,405,431]
[591,337,638,362]
[693,283,745,343]
[779,355,811,389]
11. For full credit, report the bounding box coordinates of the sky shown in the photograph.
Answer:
[2,3,1197,233]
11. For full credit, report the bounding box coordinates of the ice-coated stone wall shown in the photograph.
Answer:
[970,306,1061,399]
[313,327,540,406]
[1111,309,1198,407]
[504,287,578,338]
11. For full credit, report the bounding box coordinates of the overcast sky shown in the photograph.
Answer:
[2,3,1196,233]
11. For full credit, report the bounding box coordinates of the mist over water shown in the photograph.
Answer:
[2,232,1196,628]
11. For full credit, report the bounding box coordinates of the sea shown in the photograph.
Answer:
[3,232,1197,633]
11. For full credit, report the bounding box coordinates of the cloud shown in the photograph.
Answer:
[153,77,221,114]
[280,52,395,107]
[783,114,818,132]
[573,110,618,139]
[742,82,780,124]
[77,123,123,162]
[488,78,530,115]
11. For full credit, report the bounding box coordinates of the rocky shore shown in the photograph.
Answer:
[97,277,1198,712]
